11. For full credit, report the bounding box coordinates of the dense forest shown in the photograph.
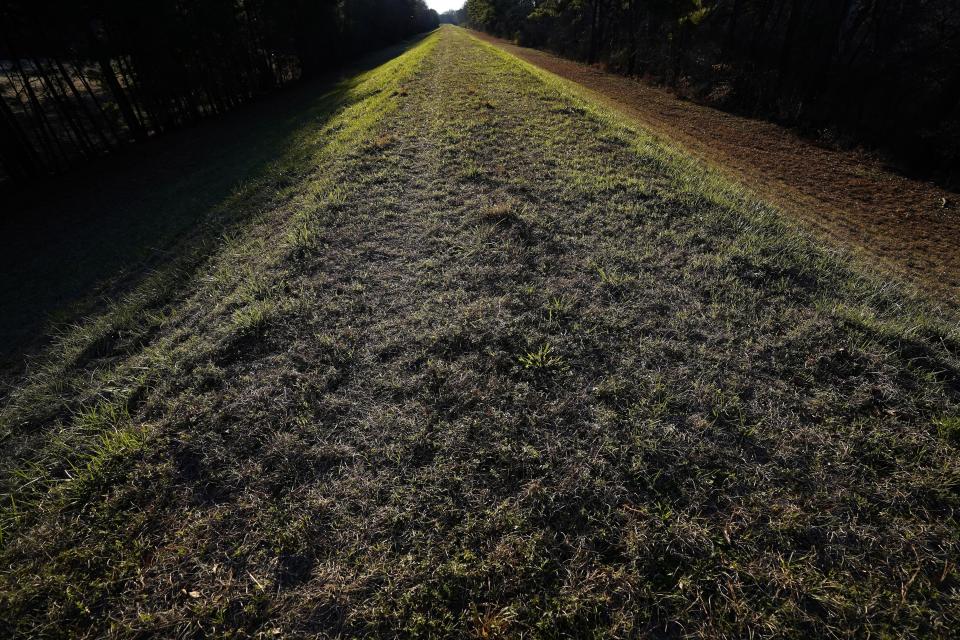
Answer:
[466,0,960,185]
[0,0,438,186]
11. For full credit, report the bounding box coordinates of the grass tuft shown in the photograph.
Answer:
[518,343,566,371]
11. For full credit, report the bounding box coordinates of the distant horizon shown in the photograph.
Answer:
[426,0,463,14]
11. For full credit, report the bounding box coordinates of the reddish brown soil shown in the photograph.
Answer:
[471,30,960,301]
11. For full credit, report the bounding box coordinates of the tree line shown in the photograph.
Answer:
[0,0,439,187]
[466,0,960,186]
[439,7,468,24]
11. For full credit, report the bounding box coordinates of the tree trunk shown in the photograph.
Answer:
[0,96,41,181]
[97,55,147,141]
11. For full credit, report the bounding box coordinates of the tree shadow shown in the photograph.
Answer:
[0,32,432,374]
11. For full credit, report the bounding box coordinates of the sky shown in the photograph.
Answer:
[427,0,463,13]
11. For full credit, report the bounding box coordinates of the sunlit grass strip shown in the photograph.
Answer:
[462,28,958,315]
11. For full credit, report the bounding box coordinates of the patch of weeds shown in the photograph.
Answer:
[287,219,321,254]
[596,266,633,288]
[934,415,960,445]
[323,185,349,209]
[518,343,566,371]
[626,374,674,421]
[469,603,516,638]
[707,385,746,430]
[62,417,147,507]
[459,159,484,182]
[231,299,276,334]
[544,295,574,323]
[190,360,226,391]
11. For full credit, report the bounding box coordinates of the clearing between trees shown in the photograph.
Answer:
[1,26,959,638]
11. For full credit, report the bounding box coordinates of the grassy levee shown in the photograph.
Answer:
[2,25,959,637]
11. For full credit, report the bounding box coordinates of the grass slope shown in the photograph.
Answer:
[2,26,960,638]
[0,38,426,365]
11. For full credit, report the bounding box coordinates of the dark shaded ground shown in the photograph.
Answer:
[471,29,960,301]
[0,36,428,373]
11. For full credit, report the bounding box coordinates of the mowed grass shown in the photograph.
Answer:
[0,35,430,369]
[2,25,959,638]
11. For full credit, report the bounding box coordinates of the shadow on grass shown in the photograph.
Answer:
[0,33,430,373]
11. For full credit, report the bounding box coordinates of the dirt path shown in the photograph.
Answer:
[470,29,960,300]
